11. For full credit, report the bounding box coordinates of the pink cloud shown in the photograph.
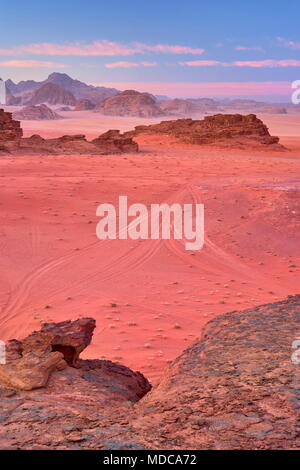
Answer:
[91,81,292,98]
[180,59,300,68]
[105,61,157,68]
[277,37,300,50]
[0,60,66,68]
[0,41,204,57]
[235,45,264,51]
[180,60,224,66]
[233,59,300,67]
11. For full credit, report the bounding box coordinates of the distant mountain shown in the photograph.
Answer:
[6,78,40,95]
[44,73,119,103]
[5,73,120,106]
[160,98,200,116]
[26,83,76,106]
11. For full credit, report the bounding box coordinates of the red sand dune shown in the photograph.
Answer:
[0,112,299,383]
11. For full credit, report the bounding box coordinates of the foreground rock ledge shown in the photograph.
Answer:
[0,295,299,450]
[125,113,284,149]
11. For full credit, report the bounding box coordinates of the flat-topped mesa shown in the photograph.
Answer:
[0,108,23,152]
[126,113,283,149]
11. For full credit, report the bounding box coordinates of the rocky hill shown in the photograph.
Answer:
[26,83,76,106]
[95,89,164,118]
[126,113,283,149]
[0,295,299,449]
[13,104,63,120]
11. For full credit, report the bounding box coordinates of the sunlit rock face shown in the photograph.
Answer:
[0,108,23,152]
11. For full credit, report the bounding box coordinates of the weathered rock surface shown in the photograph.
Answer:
[13,104,63,120]
[0,352,66,391]
[0,108,23,152]
[74,99,95,111]
[95,89,164,117]
[128,295,300,449]
[126,114,283,149]
[0,296,299,449]
[19,317,96,366]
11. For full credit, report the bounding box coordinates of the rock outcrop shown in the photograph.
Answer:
[130,295,300,449]
[126,114,283,149]
[0,112,138,155]
[13,104,63,121]
[0,296,299,449]
[74,99,95,111]
[0,318,96,390]
[0,108,23,152]
[91,130,139,153]
[21,130,139,155]
[95,89,164,117]
[26,83,76,106]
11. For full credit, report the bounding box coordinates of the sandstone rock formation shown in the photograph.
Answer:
[91,130,139,153]
[26,83,76,106]
[21,130,139,155]
[0,318,96,390]
[95,89,164,117]
[130,295,300,449]
[126,114,283,149]
[0,108,23,152]
[74,99,95,111]
[160,98,200,116]
[0,295,299,449]
[13,104,63,121]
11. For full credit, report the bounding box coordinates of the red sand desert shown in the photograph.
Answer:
[0,111,299,384]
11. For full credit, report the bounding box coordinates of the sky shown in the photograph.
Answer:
[0,0,300,99]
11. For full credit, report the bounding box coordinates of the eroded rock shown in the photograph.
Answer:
[126,113,284,149]
[0,108,23,152]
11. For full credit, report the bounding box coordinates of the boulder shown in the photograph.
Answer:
[92,129,139,153]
